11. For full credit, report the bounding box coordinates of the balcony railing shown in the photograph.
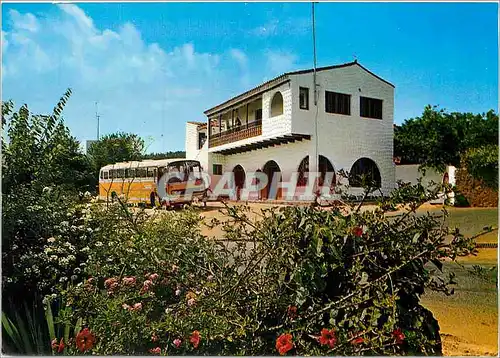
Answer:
[209,119,262,148]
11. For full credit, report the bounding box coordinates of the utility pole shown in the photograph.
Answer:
[95,101,100,140]
[312,2,319,194]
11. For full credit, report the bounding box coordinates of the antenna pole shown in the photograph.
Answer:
[312,2,320,197]
[95,101,100,140]
[312,2,318,105]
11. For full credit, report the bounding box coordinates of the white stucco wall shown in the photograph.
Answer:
[202,63,396,197]
[185,123,209,171]
[288,64,395,194]
[395,164,456,188]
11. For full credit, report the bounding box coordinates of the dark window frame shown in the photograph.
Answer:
[325,91,351,115]
[360,96,383,120]
[299,87,309,110]
[213,164,223,175]
[198,132,207,149]
[255,108,263,121]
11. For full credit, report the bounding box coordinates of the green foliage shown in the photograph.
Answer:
[394,106,498,173]
[461,144,498,189]
[52,183,476,355]
[142,151,186,160]
[2,90,94,195]
[87,132,145,174]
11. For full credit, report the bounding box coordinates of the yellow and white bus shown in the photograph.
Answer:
[98,158,207,207]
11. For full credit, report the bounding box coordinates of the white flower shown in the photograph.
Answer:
[95,241,103,247]
[175,289,181,296]
[59,276,68,283]
[47,237,56,243]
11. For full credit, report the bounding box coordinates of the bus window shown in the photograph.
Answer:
[104,171,109,179]
[117,169,125,179]
[137,168,147,178]
[100,171,103,179]
[110,169,116,179]
[147,168,156,178]
[129,168,135,178]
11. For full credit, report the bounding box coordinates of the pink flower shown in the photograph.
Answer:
[122,303,131,310]
[132,303,142,311]
[149,273,159,281]
[187,298,196,307]
[173,339,182,348]
[171,265,179,273]
[151,334,158,343]
[86,277,94,285]
[104,277,118,288]
[122,277,136,286]
[175,289,181,296]
[148,347,161,355]
[141,280,153,294]
[207,275,214,281]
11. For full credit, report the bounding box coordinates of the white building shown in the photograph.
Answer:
[185,60,396,201]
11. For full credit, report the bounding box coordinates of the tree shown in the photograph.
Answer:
[2,89,94,195]
[87,132,145,175]
[394,105,498,175]
[141,150,185,160]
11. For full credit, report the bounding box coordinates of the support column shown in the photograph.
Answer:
[246,103,249,128]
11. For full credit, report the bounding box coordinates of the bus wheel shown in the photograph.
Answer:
[150,193,156,207]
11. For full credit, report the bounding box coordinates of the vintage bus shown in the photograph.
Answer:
[98,158,207,207]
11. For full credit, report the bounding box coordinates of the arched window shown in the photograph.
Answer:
[349,158,381,188]
[270,92,284,117]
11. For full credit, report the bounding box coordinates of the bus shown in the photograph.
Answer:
[98,158,207,207]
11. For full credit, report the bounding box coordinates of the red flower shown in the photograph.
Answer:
[392,328,405,344]
[148,347,161,355]
[352,226,363,237]
[275,333,294,355]
[57,338,65,353]
[173,338,182,348]
[287,305,297,319]
[319,328,337,349]
[190,330,201,349]
[51,338,58,350]
[75,328,95,352]
[351,337,364,345]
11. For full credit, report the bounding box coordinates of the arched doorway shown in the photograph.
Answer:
[297,156,309,187]
[319,155,336,189]
[232,165,246,200]
[270,92,284,117]
[349,158,381,188]
[262,160,282,200]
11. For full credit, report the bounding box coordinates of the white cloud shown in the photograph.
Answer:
[266,50,298,74]
[1,5,251,152]
[9,9,39,32]
[230,49,248,68]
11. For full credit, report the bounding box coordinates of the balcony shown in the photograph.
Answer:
[209,119,262,148]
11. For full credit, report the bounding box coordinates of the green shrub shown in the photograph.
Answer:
[52,183,475,356]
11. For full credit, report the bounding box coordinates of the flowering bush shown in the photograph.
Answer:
[54,182,475,356]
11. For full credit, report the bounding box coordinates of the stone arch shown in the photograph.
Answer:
[349,157,381,188]
[270,91,284,117]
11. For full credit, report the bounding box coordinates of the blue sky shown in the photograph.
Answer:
[2,2,498,153]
